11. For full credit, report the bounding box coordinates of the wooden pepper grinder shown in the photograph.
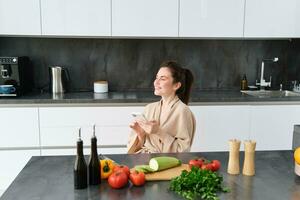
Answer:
[227,139,241,175]
[242,140,256,176]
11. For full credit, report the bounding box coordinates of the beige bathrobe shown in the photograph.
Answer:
[127,96,196,153]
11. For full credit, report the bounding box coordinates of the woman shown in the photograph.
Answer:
[127,61,196,153]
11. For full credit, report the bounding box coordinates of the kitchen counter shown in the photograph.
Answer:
[1,90,300,106]
[1,151,300,200]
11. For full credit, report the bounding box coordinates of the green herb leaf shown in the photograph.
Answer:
[169,167,229,200]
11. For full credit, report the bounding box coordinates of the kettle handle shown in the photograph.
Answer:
[63,68,71,92]
[64,68,71,82]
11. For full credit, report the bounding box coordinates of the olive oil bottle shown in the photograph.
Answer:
[74,128,87,189]
[241,74,248,90]
[88,125,101,185]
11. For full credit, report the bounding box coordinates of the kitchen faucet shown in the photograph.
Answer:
[256,57,278,90]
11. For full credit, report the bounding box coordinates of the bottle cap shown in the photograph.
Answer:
[78,127,82,141]
[92,124,96,138]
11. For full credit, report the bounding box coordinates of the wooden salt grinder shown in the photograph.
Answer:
[227,139,241,175]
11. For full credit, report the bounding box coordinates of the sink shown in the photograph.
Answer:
[241,90,300,98]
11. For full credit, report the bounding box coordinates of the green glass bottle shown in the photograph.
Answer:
[74,128,87,189]
[88,125,101,185]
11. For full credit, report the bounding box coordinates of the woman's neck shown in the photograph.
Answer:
[161,94,177,107]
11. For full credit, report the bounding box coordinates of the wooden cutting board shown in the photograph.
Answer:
[144,164,190,181]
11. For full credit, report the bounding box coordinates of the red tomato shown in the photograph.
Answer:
[211,160,221,171]
[129,170,146,186]
[201,163,213,171]
[188,159,204,168]
[114,165,130,178]
[108,171,128,189]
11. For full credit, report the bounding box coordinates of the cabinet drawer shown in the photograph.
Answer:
[40,126,130,146]
[41,148,127,156]
[39,107,144,127]
[0,108,39,148]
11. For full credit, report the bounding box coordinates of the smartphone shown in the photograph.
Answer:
[131,112,148,122]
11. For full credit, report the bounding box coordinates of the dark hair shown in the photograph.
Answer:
[159,61,194,105]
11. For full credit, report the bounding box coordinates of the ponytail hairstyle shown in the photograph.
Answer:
[159,61,194,105]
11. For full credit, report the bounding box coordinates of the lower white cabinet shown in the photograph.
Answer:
[0,108,40,148]
[250,105,300,150]
[40,126,130,147]
[0,150,40,192]
[190,105,250,152]
[39,107,143,152]
[38,105,300,153]
[41,147,127,156]
[0,108,40,194]
[191,105,300,151]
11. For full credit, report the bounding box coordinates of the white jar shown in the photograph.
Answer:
[94,81,108,93]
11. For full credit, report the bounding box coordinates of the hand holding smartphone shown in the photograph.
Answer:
[131,112,148,122]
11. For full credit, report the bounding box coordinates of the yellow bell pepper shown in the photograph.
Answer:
[100,159,115,179]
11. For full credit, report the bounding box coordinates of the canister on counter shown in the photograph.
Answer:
[94,81,108,93]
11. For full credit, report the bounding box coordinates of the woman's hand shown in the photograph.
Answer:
[136,120,160,134]
[130,121,146,141]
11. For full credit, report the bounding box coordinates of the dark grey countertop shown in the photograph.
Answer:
[1,90,300,106]
[1,151,300,200]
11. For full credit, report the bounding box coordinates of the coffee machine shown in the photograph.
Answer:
[0,56,34,96]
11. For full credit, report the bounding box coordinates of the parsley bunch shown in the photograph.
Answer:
[169,167,229,200]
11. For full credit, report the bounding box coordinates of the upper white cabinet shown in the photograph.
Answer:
[112,0,179,37]
[244,0,298,38]
[0,0,41,35]
[41,0,111,36]
[179,0,245,37]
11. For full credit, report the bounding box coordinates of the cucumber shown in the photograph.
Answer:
[149,156,181,171]
[134,165,155,173]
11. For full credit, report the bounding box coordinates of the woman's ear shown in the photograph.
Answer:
[173,82,181,91]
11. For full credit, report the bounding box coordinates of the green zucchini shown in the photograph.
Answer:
[149,156,181,171]
[134,165,155,173]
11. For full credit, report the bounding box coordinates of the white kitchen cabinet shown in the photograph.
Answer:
[41,147,127,156]
[112,0,179,37]
[39,107,143,148]
[179,0,245,37]
[41,0,111,36]
[0,0,41,35]
[244,0,298,38]
[190,105,250,152]
[40,126,130,147]
[250,105,299,150]
[0,108,39,148]
[0,150,40,192]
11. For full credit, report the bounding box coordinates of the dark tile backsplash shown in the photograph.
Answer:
[0,37,299,92]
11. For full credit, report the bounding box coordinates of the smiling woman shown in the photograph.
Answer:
[127,61,196,154]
